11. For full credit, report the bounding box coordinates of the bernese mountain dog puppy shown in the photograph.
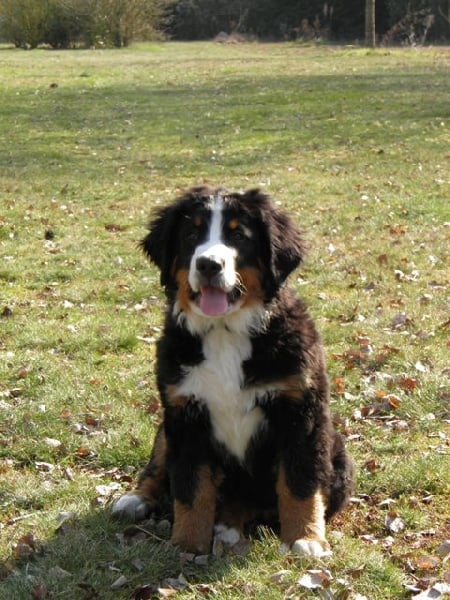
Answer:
[112,186,354,557]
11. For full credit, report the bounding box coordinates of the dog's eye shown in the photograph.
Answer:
[230,227,250,243]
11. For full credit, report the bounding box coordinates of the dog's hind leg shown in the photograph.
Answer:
[276,465,330,557]
[112,424,168,521]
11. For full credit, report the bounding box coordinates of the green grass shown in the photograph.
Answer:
[0,42,449,599]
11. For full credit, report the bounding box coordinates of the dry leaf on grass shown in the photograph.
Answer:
[270,569,292,583]
[12,533,38,560]
[48,565,72,579]
[437,541,450,562]
[158,588,178,598]
[385,511,405,534]
[297,569,333,590]
[161,574,188,592]
[413,582,450,599]
[110,575,127,589]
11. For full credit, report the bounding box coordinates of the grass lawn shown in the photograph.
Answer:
[0,42,449,599]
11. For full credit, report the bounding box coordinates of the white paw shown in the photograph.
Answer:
[111,494,151,522]
[279,539,332,558]
[292,539,332,558]
[214,524,241,546]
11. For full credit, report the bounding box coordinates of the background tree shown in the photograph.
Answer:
[43,0,99,48]
[383,0,440,44]
[0,0,50,48]
[97,0,170,47]
[0,0,170,48]
[365,0,376,46]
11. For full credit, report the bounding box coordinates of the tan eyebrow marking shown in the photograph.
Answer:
[228,218,240,230]
[194,216,203,227]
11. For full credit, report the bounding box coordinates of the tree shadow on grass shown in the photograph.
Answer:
[0,506,248,599]
[2,68,449,192]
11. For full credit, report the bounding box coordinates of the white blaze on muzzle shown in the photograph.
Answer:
[188,198,238,317]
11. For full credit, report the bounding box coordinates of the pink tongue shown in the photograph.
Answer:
[199,286,229,316]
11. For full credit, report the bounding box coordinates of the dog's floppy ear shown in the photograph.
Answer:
[141,204,179,289]
[268,205,305,284]
[242,189,305,296]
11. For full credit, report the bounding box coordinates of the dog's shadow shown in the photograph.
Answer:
[1,505,260,599]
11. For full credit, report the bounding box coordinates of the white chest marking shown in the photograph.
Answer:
[175,326,266,461]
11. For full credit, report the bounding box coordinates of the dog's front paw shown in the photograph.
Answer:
[280,538,332,558]
[214,524,241,546]
[111,493,152,522]
[292,538,332,557]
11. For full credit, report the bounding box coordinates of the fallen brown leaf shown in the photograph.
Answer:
[131,584,156,600]
[31,584,48,599]
[410,556,441,572]
[333,377,346,395]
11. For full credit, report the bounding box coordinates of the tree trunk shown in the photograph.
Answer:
[365,0,376,47]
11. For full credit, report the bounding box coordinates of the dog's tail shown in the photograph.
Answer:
[326,432,354,520]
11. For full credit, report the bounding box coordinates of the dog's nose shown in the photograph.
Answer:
[196,256,223,280]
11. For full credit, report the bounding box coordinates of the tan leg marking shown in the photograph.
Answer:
[276,466,326,547]
[171,465,217,554]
